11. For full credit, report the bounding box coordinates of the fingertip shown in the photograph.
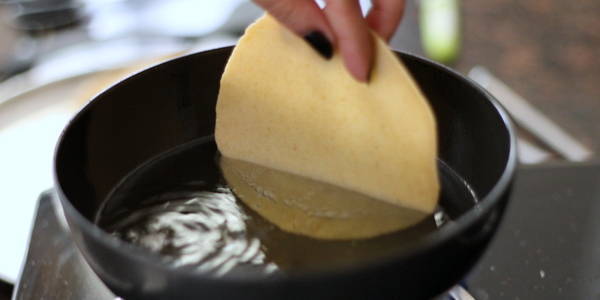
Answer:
[341,37,373,83]
[347,34,374,83]
[324,0,374,83]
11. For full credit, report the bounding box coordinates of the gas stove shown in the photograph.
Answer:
[9,162,600,299]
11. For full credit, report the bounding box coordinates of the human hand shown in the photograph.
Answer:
[253,0,405,82]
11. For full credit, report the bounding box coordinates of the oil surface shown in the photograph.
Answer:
[96,137,477,277]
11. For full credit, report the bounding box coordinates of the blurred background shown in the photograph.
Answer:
[0,0,598,295]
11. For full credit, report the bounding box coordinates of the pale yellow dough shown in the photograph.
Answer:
[216,15,439,219]
[220,157,429,240]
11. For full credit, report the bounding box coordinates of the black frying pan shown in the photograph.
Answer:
[54,47,516,299]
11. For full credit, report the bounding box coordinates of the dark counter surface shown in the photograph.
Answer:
[468,162,600,299]
[393,0,599,155]
[460,0,599,155]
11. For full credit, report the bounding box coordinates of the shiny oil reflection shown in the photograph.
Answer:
[96,138,477,277]
[103,184,278,276]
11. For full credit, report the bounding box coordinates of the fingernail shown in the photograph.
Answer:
[304,31,333,59]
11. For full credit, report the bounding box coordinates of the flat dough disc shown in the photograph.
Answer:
[220,156,429,240]
[216,15,439,215]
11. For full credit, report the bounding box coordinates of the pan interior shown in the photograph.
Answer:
[95,137,477,277]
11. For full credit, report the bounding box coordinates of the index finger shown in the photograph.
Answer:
[324,0,374,82]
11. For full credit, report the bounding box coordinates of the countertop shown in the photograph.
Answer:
[392,0,600,156]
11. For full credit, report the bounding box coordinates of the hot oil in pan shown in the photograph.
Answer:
[95,137,477,277]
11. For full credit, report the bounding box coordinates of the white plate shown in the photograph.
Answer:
[0,71,120,283]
